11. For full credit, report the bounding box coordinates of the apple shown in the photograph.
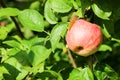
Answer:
[66,19,102,56]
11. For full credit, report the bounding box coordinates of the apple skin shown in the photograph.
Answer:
[66,19,102,56]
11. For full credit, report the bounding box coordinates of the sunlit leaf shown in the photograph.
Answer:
[29,1,40,11]
[0,65,9,79]
[44,0,58,24]
[101,24,111,38]
[7,48,20,56]
[80,67,94,80]
[18,9,44,32]
[50,0,72,13]
[68,68,81,80]
[5,22,15,32]
[98,44,112,51]
[0,48,8,62]
[3,40,22,49]
[76,8,84,18]
[68,67,94,80]
[29,37,45,46]
[31,62,45,73]
[29,45,51,66]
[0,27,9,40]
[111,38,120,43]
[16,70,28,80]
[92,3,112,20]
[71,0,81,9]
[0,8,20,17]
[50,22,68,51]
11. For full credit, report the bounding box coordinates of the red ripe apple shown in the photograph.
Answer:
[66,19,102,56]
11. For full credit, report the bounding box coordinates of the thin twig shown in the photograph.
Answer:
[0,0,24,39]
[67,46,77,68]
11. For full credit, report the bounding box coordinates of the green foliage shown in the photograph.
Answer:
[98,44,112,52]
[18,9,44,32]
[0,27,8,40]
[94,63,120,80]
[68,67,94,80]
[50,0,72,13]
[0,0,120,79]
[92,3,112,20]
[30,45,51,66]
[50,22,68,51]
[29,1,41,10]
[0,8,20,17]
[44,0,58,24]
[35,70,63,80]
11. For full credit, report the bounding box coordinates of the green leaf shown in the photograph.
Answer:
[29,37,45,46]
[31,62,45,73]
[44,0,58,24]
[45,70,63,80]
[101,24,111,38]
[18,9,44,32]
[29,45,51,66]
[20,37,46,51]
[73,0,91,18]
[80,67,94,80]
[3,57,23,80]
[94,70,107,80]
[79,0,91,18]
[5,22,15,33]
[0,8,20,17]
[50,0,72,13]
[11,35,22,43]
[92,3,112,20]
[76,8,84,18]
[36,70,63,80]
[13,50,30,66]
[67,68,82,80]
[0,27,9,40]
[0,48,8,62]
[29,1,40,11]
[3,40,22,49]
[68,67,94,80]
[16,70,28,80]
[50,22,68,51]
[94,63,119,80]
[0,65,9,79]
[7,48,20,56]
[71,0,81,9]
[111,38,120,43]
[98,44,112,51]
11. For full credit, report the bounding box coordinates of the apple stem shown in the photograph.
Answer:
[67,46,77,68]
